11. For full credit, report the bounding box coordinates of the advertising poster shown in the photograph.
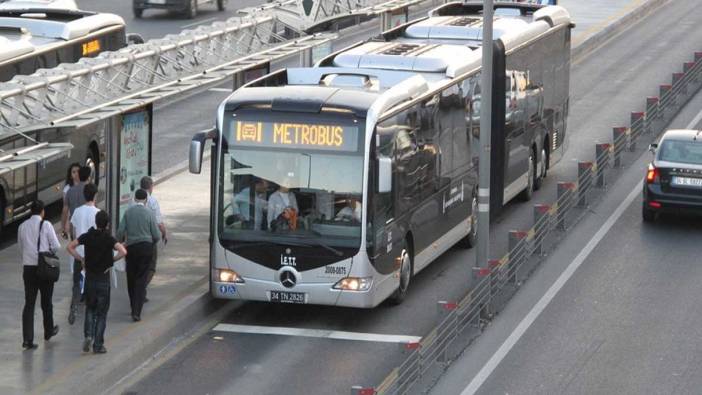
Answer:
[118,109,151,224]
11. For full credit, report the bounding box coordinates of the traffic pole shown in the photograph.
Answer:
[476,0,493,278]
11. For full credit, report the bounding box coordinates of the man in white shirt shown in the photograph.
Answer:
[267,182,298,231]
[18,200,60,350]
[67,183,99,325]
[335,196,362,222]
[232,178,269,230]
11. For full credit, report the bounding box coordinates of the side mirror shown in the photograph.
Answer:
[648,143,658,154]
[190,129,215,174]
[378,157,392,194]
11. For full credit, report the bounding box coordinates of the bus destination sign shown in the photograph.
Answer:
[234,121,359,152]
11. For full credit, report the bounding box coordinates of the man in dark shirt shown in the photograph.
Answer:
[67,211,126,354]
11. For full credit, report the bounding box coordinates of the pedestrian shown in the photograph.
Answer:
[18,200,60,350]
[67,183,100,324]
[62,162,81,203]
[67,211,126,354]
[117,189,161,322]
[62,166,92,324]
[139,176,167,302]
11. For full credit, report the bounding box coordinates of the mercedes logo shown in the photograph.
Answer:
[280,271,297,289]
[285,248,292,254]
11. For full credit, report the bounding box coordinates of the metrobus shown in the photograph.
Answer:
[189,2,572,307]
[0,7,138,82]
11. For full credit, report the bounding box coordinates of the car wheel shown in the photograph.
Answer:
[133,7,143,18]
[185,0,197,19]
[519,150,535,201]
[458,194,478,249]
[217,0,225,11]
[390,244,412,305]
[642,204,656,222]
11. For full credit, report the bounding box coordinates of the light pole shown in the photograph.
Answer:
[476,0,493,275]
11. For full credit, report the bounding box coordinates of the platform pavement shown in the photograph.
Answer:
[0,0,667,393]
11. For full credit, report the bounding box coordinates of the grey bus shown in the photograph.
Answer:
[0,8,134,82]
[189,2,572,307]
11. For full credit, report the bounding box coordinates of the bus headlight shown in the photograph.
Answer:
[333,277,372,291]
[217,269,245,283]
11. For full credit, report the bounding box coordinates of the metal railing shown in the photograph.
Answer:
[351,49,702,395]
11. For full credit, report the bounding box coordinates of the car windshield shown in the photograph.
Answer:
[658,139,702,165]
[218,111,366,250]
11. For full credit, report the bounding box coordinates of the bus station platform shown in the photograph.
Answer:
[0,0,666,393]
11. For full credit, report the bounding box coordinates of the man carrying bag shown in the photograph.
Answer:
[18,201,60,350]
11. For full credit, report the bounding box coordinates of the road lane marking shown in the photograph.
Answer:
[208,87,232,92]
[181,17,217,29]
[213,324,421,343]
[460,104,702,395]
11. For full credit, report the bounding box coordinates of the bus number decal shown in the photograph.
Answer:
[325,266,347,276]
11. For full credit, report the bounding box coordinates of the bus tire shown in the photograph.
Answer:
[534,145,547,191]
[185,0,197,19]
[217,0,226,11]
[390,242,412,305]
[457,193,477,249]
[519,149,535,201]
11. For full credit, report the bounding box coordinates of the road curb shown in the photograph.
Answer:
[571,0,670,62]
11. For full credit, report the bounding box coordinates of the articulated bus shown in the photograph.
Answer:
[189,2,572,307]
[0,7,137,82]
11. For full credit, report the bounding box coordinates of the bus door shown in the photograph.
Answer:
[504,70,529,199]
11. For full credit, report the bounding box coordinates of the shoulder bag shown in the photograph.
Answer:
[37,220,61,283]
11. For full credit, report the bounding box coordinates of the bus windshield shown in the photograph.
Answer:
[219,113,365,252]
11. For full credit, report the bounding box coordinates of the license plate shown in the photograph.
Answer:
[672,176,702,188]
[270,291,306,304]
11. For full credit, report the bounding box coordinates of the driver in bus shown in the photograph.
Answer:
[334,196,362,222]
[267,178,299,231]
[231,178,269,230]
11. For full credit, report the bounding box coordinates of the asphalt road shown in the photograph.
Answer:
[123,1,702,394]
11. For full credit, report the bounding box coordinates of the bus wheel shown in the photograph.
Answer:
[217,0,226,11]
[458,194,477,249]
[534,146,547,191]
[185,0,197,19]
[519,150,535,201]
[390,245,412,305]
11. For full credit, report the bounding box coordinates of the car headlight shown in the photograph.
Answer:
[217,269,245,283]
[332,277,372,291]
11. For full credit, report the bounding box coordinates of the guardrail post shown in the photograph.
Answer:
[577,161,593,207]
[556,182,575,231]
[630,112,644,151]
[436,301,458,363]
[532,204,551,256]
[351,386,376,395]
[659,84,672,117]
[508,231,528,284]
[595,143,610,188]
[233,70,245,91]
[673,72,685,95]
[299,47,313,67]
[645,97,659,132]
[612,127,626,167]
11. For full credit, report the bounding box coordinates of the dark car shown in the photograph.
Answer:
[643,129,702,222]
[133,0,225,19]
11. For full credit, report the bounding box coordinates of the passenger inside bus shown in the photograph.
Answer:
[267,178,299,231]
[334,196,362,222]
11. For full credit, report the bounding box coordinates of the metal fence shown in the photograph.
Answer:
[351,49,702,395]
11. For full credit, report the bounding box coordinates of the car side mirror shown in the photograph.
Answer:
[378,157,392,194]
[648,143,658,154]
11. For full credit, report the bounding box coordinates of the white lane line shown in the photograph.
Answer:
[461,103,702,395]
[180,17,217,29]
[213,324,421,344]
[460,180,643,395]
[208,88,232,92]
